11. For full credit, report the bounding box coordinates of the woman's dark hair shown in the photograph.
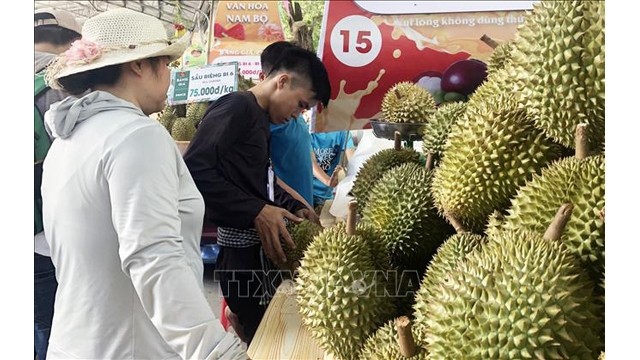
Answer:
[57,57,165,95]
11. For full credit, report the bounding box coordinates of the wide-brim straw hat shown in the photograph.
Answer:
[46,8,189,87]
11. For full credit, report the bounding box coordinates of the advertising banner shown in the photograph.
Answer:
[314,0,536,132]
[209,1,286,80]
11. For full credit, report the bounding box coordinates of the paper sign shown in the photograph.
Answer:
[167,63,238,105]
[313,0,535,132]
[209,1,286,80]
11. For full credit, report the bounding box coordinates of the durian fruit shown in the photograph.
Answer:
[381,82,436,123]
[511,0,605,151]
[283,219,323,272]
[185,101,208,127]
[486,154,605,293]
[431,68,563,233]
[171,117,196,141]
[422,229,603,359]
[486,41,515,76]
[412,233,487,339]
[363,162,455,273]
[351,148,422,214]
[421,102,467,166]
[359,318,428,360]
[296,221,395,360]
[157,104,177,133]
[237,74,256,91]
[599,352,605,360]
[362,163,455,315]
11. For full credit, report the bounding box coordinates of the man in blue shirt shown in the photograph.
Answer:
[311,130,356,208]
[270,116,314,207]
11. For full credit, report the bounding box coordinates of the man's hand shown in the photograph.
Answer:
[296,207,320,226]
[254,204,303,264]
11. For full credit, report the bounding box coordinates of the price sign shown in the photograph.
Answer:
[167,62,239,105]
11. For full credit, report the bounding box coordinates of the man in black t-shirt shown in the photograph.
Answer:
[184,47,331,343]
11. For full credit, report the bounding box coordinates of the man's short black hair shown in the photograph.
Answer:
[266,47,331,107]
[34,12,81,46]
[261,41,296,75]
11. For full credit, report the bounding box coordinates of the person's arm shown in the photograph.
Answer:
[311,150,340,188]
[105,124,247,359]
[184,95,266,229]
[276,177,313,210]
[343,131,357,164]
[276,177,319,224]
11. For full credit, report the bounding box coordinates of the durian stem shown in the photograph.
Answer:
[480,34,499,49]
[575,124,589,160]
[544,203,574,241]
[445,213,468,233]
[425,153,434,171]
[396,316,417,358]
[347,201,358,235]
[394,131,402,151]
[395,89,402,100]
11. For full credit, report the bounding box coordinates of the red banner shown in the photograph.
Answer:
[314,0,533,132]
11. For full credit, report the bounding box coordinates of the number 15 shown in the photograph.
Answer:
[340,30,372,54]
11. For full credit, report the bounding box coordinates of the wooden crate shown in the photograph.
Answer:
[247,280,328,360]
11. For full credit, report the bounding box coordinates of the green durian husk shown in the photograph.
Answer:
[171,117,197,141]
[431,68,563,233]
[359,319,429,360]
[296,222,395,360]
[157,104,177,133]
[351,148,422,215]
[421,102,467,166]
[511,0,605,151]
[362,163,455,315]
[423,230,604,359]
[486,155,605,294]
[282,220,323,273]
[486,41,515,76]
[363,163,455,273]
[381,81,436,123]
[185,101,208,127]
[412,233,487,340]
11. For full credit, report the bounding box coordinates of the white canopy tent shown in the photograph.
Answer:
[34,1,214,32]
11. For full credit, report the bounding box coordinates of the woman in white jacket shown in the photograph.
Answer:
[41,8,247,359]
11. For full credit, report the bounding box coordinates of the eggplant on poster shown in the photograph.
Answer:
[313,0,537,132]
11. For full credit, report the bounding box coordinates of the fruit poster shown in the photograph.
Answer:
[313,0,536,132]
[209,1,286,80]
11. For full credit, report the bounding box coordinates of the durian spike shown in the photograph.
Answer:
[445,212,468,234]
[575,123,589,160]
[425,153,435,171]
[480,34,499,49]
[394,131,402,150]
[395,316,417,358]
[543,203,574,241]
[347,201,358,235]
[599,207,605,223]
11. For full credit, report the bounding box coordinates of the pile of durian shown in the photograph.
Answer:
[156,74,256,141]
[157,102,208,141]
[290,1,605,359]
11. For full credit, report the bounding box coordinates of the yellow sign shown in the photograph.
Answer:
[209,1,286,80]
